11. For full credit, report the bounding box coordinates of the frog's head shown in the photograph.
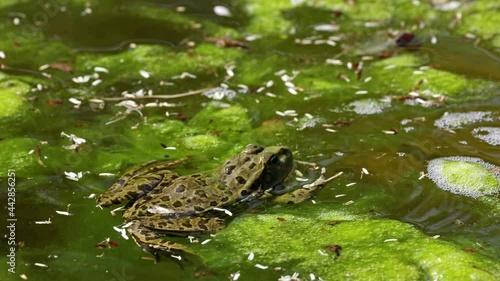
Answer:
[219,144,294,201]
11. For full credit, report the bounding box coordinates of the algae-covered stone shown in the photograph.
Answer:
[427,156,500,197]
[0,79,30,117]
[200,205,500,280]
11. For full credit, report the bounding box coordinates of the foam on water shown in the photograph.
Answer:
[434,111,494,130]
[471,127,500,146]
[427,156,500,198]
[348,98,391,115]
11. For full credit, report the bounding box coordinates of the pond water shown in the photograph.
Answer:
[0,1,499,281]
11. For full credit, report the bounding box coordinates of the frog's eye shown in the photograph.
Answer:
[269,155,279,165]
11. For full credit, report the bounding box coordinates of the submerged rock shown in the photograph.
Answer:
[427,156,500,197]
[471,127,500,146]
[434,111,495,130]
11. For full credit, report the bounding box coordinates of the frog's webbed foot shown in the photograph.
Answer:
[273,168,343,204]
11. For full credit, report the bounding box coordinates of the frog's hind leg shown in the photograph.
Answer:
[97,160,183,207]
[126,221,198,262]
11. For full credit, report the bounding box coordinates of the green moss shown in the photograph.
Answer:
[245,0,293,35]
[428,157,500,197]
[442,161,499,194]
[458,11,500,40]
[188,106,252,141]
[201,207,499,280]
[184,134,224,152]
[0,79,30,117]
[0,138,39,176]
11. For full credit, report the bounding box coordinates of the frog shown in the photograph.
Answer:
[97,144,339,259]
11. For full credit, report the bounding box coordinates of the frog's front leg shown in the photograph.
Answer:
[273,169,343,204]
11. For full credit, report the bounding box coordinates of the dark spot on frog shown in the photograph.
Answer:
[244,156,251,162]
[195,179,208,187]
[249,162,256,169]
[182,221,192,228]
[117,179,125,186]
[220,196,229,202]
[139,184,152,192]
[175,185,186,193]
[195,190,208,198]
[210,201,218,206]
[240,190,250,197]
[173,201,183,208]
[194,206,204,212]
[198,222,208,231]
[160,195,171,201]
[235,176,247,184]
[225,165,236,175]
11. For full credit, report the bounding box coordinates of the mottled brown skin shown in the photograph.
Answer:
[97,144,325,256]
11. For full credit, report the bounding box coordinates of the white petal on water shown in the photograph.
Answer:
[35,219,52,225]
[55,210,72,216]
[313,24,339,32]
[326,59,342,65]
[139,70,150,79]
[247,252,254,260]
[171,254,182,260]
[94,66,109,73]
[362,168,369,174]
[254,264,268,269]
[213,207,233,216]
[91,79,102,86]
[355,90,368,95]
[213,5,232,17]
[0,51,5,59]
[383,238,398,242]
[232,271,241,281]
[201,239,211,245]
[34,263,48,267]
[346,182,356,187]
[147,206,174,214]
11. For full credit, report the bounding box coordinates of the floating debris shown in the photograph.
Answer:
[139,70,150,79]
[248,252,254,260]
[201,239,211,245]
[34,263,48,268]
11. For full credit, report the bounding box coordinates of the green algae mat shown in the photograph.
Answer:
[0,1,499,281]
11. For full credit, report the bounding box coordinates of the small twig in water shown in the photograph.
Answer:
[97,88,209,101]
